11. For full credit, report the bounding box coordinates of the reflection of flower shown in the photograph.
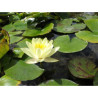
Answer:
[21,38,60,64]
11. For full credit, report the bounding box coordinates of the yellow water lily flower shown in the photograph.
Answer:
[21,38,60,64]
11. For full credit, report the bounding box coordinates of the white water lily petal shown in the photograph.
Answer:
[26,58,38,64]
[21,38,60,64]
[44,57,59,62]
[48,47,60,57]
[42,38,48,45]
[21,48,33,57]
[36,48,42,58]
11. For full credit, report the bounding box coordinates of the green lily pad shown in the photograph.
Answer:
[23,23,54,37]
[93,71,98,86]
[10,35,23,44]
[54,35,88,53]
[13,48,24,58]
[2,23,15,32]
[68,57,98,79]
[8,31,22,36]
[53,19,86,33]
[13,20,27,30]
[0,75,21,86]
[84,19,98,32]
[75,31,98,43]
[0,29,9,59]
[40,79,78,86]
[5,60,44,81]
[17,38,31,48]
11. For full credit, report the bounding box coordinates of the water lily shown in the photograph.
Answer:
[21,38,60,64]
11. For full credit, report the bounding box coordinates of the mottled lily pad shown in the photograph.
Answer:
[5,60,44,81]
[0,75,21,86]
[40,79,78,86]
[53,19,86,33]
[23,23,54,37]
[68,57,98,79]
[0,29,9,59]
[54,35,88,53]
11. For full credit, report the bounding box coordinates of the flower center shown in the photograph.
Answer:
[35,43,46,49]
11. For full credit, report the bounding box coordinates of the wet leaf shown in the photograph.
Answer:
[68,57,98,79]
[5,60,44,81]
[0,75,21,86]
[40,79,78,86]
[23,23,54,37]
[54,35,88,53]
[54,19,86,33]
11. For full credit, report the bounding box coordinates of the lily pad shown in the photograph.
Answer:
[0,75,21,86]
[53,19,86,33]
[84,19,98,32]
[75,31,98,43]
[23,23,54,37]
[10,35,23,44]
[2,23,15,32]
[5,60,44,81]
[40,79,78,86]
[93,71,98,86]
[17,38,31,48]
[54,35,88,53]
[13,48,24,58]
[8,31,22,36]
[68,57,98,79]
[13,20,27,30]
[0,29,9,59]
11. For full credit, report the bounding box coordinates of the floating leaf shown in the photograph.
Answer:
[68,57,98,79]
[5,60,44,81]
[0,75,21,86]
[13,48,24,58]
[54,35,88,53]
[84,19,98,32]
[76,19,98,43]
[8,31,22,36]
[76,31,98,43]
[40,79,78,86]
[23,23,54,37]
[0,54,12,70]
[17,38,31,48]
[13,20,27,30]
[10,35,23,44]
[0,29,9,59]
[93,71,98,85]
[2,23,15,32]
[53,19,86,33]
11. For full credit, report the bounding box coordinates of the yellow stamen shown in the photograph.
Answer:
[35,43,46,49]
